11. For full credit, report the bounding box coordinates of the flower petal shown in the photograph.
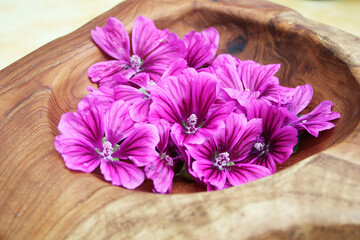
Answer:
[186,137,217,163]
[132,16,169,58]
[154,119,171,155]
[112,123,159,166]
[282,84,313,114]
[100,160,144,189]
[145,157,174,194]
[269,126,298,164]
[226,163,271,186]
[295,100,341,137]
[149,78,183,124]
[55,135,101,173]
[183,27,219,68]
[142,39,187,80]
[171,123,207,146]
[238,60,280,93]
[91,17,130,61]
[105,100,135,145]
[192,72,218,121]
[192,160,226,189]
[88,60,126,87]
[218,113,263,161]
[246,100,284,136]
[161,58,188,79]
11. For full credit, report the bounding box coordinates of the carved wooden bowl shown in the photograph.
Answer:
[1,0,359,239]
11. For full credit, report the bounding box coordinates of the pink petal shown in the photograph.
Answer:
[284,84,313,114]
[142,39,187,80]
[100,160,144,189]
[192,72,218,120]
[55,135,101,173]
[238,60,280,93]
[186,138,217,162]
[295,100,341,137]
[131,16,169,58]
[183,27,219,68]
[154,119,171,154]
[192,160,226,189]
[171,123,207,146]
[161,58,188,79]
[149,79,182,124]
[129,98,152,122]
[91,17,130,61]
[269,126,298,164]
[145,157,174,194]
[88,60,123,85]
[112,123,159,166]
[226,163,271,186]
[220,113,263,161]
[105,100,135,145]
[113,84,147,102]
[202,101,235,132]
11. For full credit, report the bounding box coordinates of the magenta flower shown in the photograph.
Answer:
[144,119,181,194]
[183,27,219,69]
[186,113,271,190]
[293,100,341,137]
[149,68,235,146]
[245,100,298,173]
[279,84,313,115]
[88,16,186,87]
[210,54,280,105]
[54,96,159,189]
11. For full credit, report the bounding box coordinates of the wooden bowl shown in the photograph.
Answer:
[1,0,359,239]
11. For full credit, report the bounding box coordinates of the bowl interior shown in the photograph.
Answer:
[51,6,360,194]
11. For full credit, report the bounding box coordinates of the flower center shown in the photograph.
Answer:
[214,152,232,170]
[253,136,269,156]
[101,141,114,161]
[185,113,198,134]
[130,55,142,72]
[164,155,174,166]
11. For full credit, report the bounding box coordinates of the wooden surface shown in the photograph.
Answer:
[0,0,359,239]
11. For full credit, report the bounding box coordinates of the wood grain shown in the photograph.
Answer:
[0,0,359,239]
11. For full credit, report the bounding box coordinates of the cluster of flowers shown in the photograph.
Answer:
[55,16,340,193]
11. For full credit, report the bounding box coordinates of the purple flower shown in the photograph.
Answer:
[144,119,181,194]
[88,16,186,87]
[54,96,159,189]
[245,100,298,173]
[186,113,271,190]
[183,27,219,69]
[149,68,235,146]
[210,54,281,105]
[279,84,313,115]
[293,100,341,137]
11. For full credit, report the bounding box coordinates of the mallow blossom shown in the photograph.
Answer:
[149,68,235,146]
[54,95,159,189]
[186,113,271,190]
[209,54,281,107]
[88,16,186,87]
[244,100,298,173]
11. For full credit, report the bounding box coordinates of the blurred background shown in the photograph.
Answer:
[0,0,359,70]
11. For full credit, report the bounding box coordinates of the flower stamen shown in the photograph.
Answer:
[130,55,142,72]
[101,141,114,161]
[214,152,231,170]
[185,113,198,134]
